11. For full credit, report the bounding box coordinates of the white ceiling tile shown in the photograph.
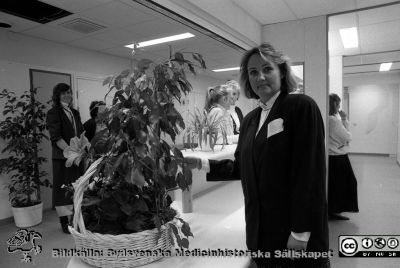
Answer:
[123,19,189,41]
[329,13,357,30]
[286,0,357,19]
[0,12,40,32]
[391,61,400,69]
[232,0,297,24]
[100,46,134,58]
[130,51,168,62]
[358,3,400,26]
[90,28,144,46]
[80,1,152,28]
[22,25,87,43]
[344,53,400,71]
[40,0,114,13]
[329,2,400,58]
[355,0,399,9]
[43,13,110,34]
[67,37,117,51]
[359,21,400,46]
[117,0,157,14]
[360,41,400,54]
[344,64,380,73]
[343,55,362,65]
[361,52,400,63]
[143,48,170,58]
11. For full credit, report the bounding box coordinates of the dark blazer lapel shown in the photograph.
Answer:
[242,108,262,198]
[247,107,261,146]
[255,93,286,139]
[57,107,76,138]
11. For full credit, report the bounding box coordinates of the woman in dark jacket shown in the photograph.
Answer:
[83,100,106,142]
[46,83,84,233]
[186,43,329,268]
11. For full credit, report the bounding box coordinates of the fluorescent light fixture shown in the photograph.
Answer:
[379,62,392,72]
[339,27,358,48]
[125,33,195,48]
[212,67,240,72]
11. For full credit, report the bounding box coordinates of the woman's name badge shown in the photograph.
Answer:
[267,118,284,138]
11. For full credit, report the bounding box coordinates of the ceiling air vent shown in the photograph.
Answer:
[59,18,106,34]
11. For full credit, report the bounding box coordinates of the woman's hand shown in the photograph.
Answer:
[338,110,347,120]
[287,234,308,251]
[184,157,201,170]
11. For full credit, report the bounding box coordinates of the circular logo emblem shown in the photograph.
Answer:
[374,238,386,249]
[387,238,399,249]
[362,238,373,249]
[341,238,358,255]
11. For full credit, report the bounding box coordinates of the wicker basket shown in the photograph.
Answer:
[68,157,172,268]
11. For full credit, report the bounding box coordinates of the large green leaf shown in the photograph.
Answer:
[82,197,101,207]
[176,172,188,191]
[174,52,185,65]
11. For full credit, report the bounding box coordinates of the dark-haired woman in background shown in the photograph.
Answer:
[46,83,84,234]
[328,93,359,220]
[186,43,329,267]
[83,100,106,142]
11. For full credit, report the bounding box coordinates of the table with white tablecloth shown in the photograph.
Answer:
[177,144,237,213]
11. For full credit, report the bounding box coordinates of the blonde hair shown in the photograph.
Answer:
[204,84,228,111]
[239,43,297,99]
[225,80,240,98]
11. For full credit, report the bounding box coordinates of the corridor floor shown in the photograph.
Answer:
[0,154,399,268]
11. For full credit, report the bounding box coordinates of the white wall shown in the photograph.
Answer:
[262,16,328,125]
[0,30,226,220]
[0,30,131,220]
[329,56,343,98]
[344,73,400,155]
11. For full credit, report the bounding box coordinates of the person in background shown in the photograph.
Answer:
[328,93,359,220]
[204,85,237,144]
[83,100,106,142]
[186,43,329,267]
[225,80,244,134]
[46,83,84,234]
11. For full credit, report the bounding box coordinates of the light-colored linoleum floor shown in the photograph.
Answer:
[0,154,399,268]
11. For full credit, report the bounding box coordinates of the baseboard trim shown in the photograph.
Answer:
[193,181,232,199]
[349,152,390,157]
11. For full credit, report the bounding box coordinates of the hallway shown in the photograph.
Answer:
[0,154,399,267]
[328,154,400,268]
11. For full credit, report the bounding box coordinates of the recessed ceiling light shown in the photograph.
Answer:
[212,67,240,72]
[379,62,392,72]
[125,33,195,48]
[339,27,358,48]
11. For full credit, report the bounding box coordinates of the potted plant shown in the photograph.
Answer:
[67,49,207,267]
[185,107,227,151]
[0,88,51,227]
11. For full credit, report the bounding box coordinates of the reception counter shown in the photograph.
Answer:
[177,144,237,213]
